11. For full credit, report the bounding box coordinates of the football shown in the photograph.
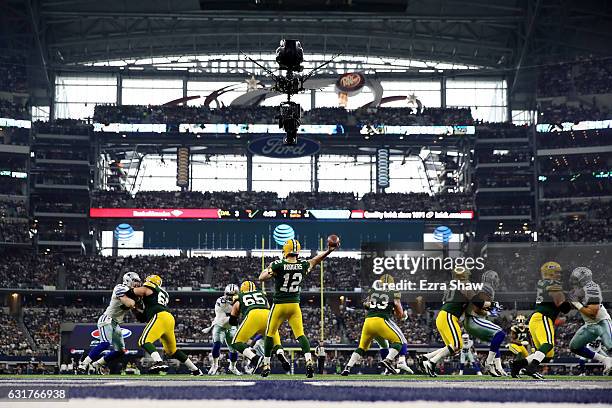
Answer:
[327,234,340,248]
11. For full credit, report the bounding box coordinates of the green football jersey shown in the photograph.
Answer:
[238,290,269,317]
[365,289,400,319]
[270,258,311,303]
[534,279,563,320]
[440,287,470,317]
[143,283,170,321]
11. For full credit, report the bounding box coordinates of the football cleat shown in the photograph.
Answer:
[525,361,544,379]
[418,355,436,377]
[208,363,219,376]
[341,367,350,376]
[485,362,501,377]
[380,359,399,374]
[416,355,428,373]
[602,357,612,376]
[261,364,271,377]
[458,370,464,375]
[191,368,204,376]
[249,355,263,374]
[77,363,89,374]
[149,362,169,374]
[397,361,414,374]
[229,366,243,376]
[511,358,527,378]
[306,361,314,378]
[277,353,291,373]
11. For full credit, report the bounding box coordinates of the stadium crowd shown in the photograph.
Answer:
[92,105,474,126]
[91,190,474,211]
[538,57,612,97]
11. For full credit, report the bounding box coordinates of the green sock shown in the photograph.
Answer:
[264,336,274,357]
[142,342,157,355]
[297,335,310,354]
[233,342,248,353]
[171,349,188,363]
[355,348,365,356]
[390,342,402,352]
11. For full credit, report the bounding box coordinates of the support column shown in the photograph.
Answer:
[116,74,122,106]
[246,152,253,192]
[440,74,447,108]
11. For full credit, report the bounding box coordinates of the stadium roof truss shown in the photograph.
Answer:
[8,0,609,100]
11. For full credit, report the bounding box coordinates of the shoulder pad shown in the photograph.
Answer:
[114,284,129,297]
[393,291,401,300]
[545,280,563,291]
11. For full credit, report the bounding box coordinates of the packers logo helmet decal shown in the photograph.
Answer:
[282,238,301,257]
[540,261,561,280]
[240,280,257,293]
[145,274,162,287]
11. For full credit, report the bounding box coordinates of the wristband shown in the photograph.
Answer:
[571,301,584,310]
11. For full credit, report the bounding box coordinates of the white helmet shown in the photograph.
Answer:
[462,333,470,341]
[570,267,593,287]
[224,284,239,297]
[481,270,500,289]
[123,272,141,288]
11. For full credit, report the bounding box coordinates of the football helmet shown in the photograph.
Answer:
[515,314,526,329]
[481,270,500,289]
[540,261,561,280]
[225,284,239,297]
[145,274,162,287]
[570,266,593,287]
[282,238,301,258]
[379,274,395,286]
[462,333,470,341]
[240,281,257,293]
[122,272,141,288]
[452,266,471,282]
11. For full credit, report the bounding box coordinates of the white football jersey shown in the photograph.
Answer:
[462,338,473,352]
[98,284,131,326]
[212,295,233,329]
[580,281,610,325]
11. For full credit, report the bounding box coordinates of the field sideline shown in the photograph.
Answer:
[1,374,610,381]
[1,373,611,408]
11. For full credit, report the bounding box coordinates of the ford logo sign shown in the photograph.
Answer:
[248,136,320,158]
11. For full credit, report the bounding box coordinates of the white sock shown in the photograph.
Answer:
[276,348,285,356]
[532,350,546,363]
[486,351,496,364]
[494,357,503,371]
[243,348,256,360]
[593,353,607,363]
[386,348,399,360]
[213,357,219,366]
[94,356,106,366]
[431,347,451,364]
[398,355,407,364]
[150,351,163,363]
[426,347,447,361]
[229,360,237,369]
[347,352,361,368]
[184,359,197,371]
[81,356,92,366]
[304,352,312,362]
[263,356,271,365]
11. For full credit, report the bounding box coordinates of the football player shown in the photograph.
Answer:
[341,275,412,376]
[464,270,507,376]
[78,272,141,373]
[131,274,203,375]
[202,284,241,375]
[507,314,531,377]
[229,280,291,373]
[259,238,337,378]
[459,334,483,375]
[511,261,571,379]
[418,266,476,377]
[567,267,612,375]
